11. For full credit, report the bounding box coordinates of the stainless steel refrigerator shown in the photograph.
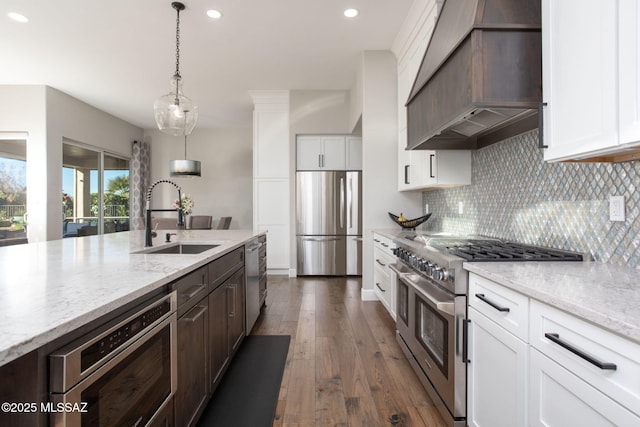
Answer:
[296,171,362,276]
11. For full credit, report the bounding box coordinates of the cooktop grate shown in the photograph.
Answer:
[446,241,583,262]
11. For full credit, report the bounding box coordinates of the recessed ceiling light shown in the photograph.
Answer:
[8,12,29,23]
[344,8,358,18]
[207,9,222,19]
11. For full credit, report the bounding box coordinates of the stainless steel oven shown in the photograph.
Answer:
[49,291,177,427]
[390,233,584,427]
[391,263,468,427]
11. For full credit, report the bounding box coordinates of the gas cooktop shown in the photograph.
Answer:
[445,240,584,262]
[402,233,583,262]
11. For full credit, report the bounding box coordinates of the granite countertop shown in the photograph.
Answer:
[464,261,640,344]
[0,229,264,367]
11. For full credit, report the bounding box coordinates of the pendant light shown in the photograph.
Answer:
[169,130,201,177]
[154,1,198,136]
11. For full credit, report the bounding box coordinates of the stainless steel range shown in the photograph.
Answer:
[389,233,583,427]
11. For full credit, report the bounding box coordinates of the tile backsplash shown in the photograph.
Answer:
[422,130,640,268]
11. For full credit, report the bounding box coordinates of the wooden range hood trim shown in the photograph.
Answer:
[406,0,542,150]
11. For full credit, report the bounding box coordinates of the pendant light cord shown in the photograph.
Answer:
[174,4,181,79]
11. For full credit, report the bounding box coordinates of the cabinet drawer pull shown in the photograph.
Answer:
[375,282,386,292]
[375,259,386,267]
[181,305,207,323]
[181,284,206,300]
[381,242,389,248]
[544,333,617,370]
[475,293,510,312]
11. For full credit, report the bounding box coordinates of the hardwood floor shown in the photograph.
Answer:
[251,276,447,427]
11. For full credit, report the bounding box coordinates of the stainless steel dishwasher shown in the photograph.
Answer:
[245,237,262,334]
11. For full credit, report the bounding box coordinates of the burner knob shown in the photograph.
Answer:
[418,259,428,272]
[425,262,435,276]
[433,267,449,281]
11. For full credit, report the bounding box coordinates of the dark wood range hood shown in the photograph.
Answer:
[406,0,542,150]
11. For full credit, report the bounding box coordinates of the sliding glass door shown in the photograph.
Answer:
[62,142,130,237]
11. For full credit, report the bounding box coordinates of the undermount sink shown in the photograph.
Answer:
[136,243,220,255]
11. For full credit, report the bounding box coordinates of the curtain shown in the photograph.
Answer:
[130,138,151,229]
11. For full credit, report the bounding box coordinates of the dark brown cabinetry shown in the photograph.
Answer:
[227,267,246,354]
[208,246,246,392]
[173,267,209,427]
[258,234,267,307]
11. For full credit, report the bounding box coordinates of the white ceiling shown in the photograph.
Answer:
[1,0,413,130]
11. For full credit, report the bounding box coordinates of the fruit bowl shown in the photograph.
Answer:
[388,212,432,230]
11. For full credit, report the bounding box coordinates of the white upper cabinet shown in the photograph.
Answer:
[619,0,640,147]
[296,135,361,171]
[543,0,640,161]
[399,147,471,191]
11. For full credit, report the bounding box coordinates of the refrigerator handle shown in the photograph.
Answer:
[348,177,353,230]
[340,177,345,230]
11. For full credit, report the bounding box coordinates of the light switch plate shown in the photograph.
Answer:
[610,195,625,221]
[458,201,464,215]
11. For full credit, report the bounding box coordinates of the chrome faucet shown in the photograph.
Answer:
[145,179,184,247]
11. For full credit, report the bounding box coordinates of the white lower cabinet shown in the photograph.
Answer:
[468,275,528,427]
[529,348,639,427]
[372,233,396,319]
[468,272,640,427]
[468,307,528,427]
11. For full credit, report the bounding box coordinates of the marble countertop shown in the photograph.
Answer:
[464,261,640,344]
[0,229,263,367]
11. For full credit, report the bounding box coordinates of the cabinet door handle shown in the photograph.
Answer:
[462,318,471,364]
[375,259,386,267]
[228,284,237,317]
[429,154,436,178]
[404,165,410,184]
[475,293,510,312]
[318,154,322,168]
[544,333,617,370]
[538,102,548,149]
[375,282,386,292]
[181,305,207,323]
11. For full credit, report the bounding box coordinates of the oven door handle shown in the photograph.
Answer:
[397,272,455,317]
[388,263,406,276]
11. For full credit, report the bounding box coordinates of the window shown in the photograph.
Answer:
[0,138,27,246]
[62,142,130,237]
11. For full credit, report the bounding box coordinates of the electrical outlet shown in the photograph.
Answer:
[610,195,625,221]
[425,203,429,213]
[458,201,464,215]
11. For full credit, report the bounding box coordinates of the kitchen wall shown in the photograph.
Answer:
[422,130,640,268]
[146,128,253,229]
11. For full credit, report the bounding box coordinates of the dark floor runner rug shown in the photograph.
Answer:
[197,335,291,427]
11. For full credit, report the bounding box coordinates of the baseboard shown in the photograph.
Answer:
[267,269,290,276]
[360,288,379,301]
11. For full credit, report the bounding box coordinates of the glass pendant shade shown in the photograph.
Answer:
[169,159,201,177]
[154,75,198,136]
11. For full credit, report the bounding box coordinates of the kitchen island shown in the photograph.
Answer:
[0,229,263,367]
[0,229,266,427]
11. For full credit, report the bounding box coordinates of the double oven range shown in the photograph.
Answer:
[389,233,583,427]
